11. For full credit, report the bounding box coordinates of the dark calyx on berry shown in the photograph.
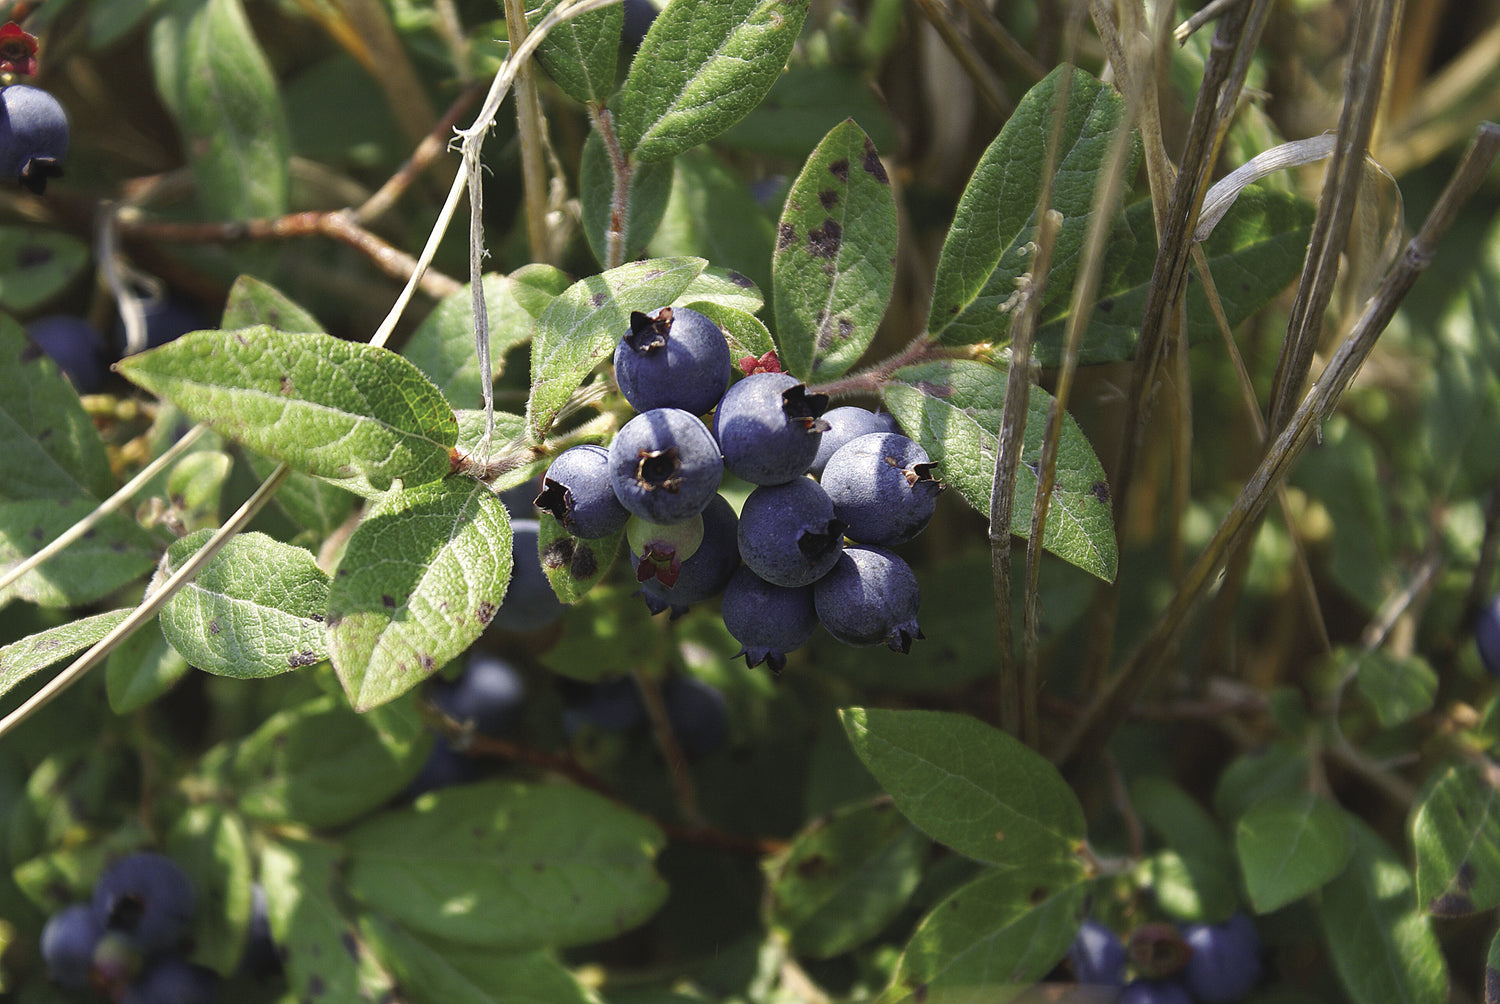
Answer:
[636,446,684,492]
[626,307,672,351]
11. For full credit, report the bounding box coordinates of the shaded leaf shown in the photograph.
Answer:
[344,780,667,949]
[158,529,329,679]
[166,804,254,975]
[509,264,573,318]
[680,265,765,314]
[402,274,533,409]
[530,0,621,104]
[1237,792,1353,914]
[244,447,358,539]
[327,479,511,711]
[220,275,324,333]
[719,64,899,160]
[0,228,90,312]
[0,608,131,702]
[1354,648,1438,728]
[105,617,190,714]
[648,148,777,307]
[883,359,1116,581]
[1412,762,1500,916]
[615,0,811,163]
[536,515,621,606]
[773,119,896,380]
[840,707,1085,867]
[581,130,675,267]
[1131,776,1239,922]
[116,327,458,496]
[528,257,705,440]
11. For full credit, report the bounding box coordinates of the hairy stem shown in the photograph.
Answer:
[589,105,634,269]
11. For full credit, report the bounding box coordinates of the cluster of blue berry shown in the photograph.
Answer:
[1069,914,1263,1003]
[40,851,275,1001]
[536,306,941,672]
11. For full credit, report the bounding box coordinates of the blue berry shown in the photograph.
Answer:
[639,493,741,616]
[621,0,658,47]
[40,903,103,989]
[0,84,67,193]
[91,852,196,955]
[813,545,921,653]
[25,315,109,393]
[1119,978,1194,1004]
[614,306,731,415]
[562,676,646,735]
[428,653,526,737]
[721,566,818,673]
[490,519,565,632]
[121,954,221,1004]
[663,674,728,758]
[1476,593,1500,677]
[712,372,829,485]
[1069,918,1126,986]
[809,406,893,477]
[536,444,631,539]
[609,408,724,523]
[1180,913,1263,1003]
[820,432,943,545]
[738,477,846,588]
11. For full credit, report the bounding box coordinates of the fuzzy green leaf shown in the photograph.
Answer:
[1236,791,1353,914]
[929,65,1137,344]
[1131,776,1239,922]
[344,780,667,949]
[773,119,896,380]
[580,131,675,267]
[158,529,329,679]
[537,515,621,605]
[327,479,511,711]
[887,860,1088,1003]
[167,804,254,976]
[1412,762,1500,916]
[530,0,621,104]
[840,707,1085,867]
[615,0,810,163]
[681,266,765,314]
[687,301,776,362]
[0,608,132,702]
[509,264,574,318]
[1354,648,1438,728]
[220,275,324,333]
[115,327,458,496]
[402,274,533,409]
[883,359,1116,582]
[528,257,705,440]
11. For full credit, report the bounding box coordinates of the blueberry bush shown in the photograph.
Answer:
[2,0,1500,1001]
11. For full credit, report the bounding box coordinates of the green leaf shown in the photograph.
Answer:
[687,301,776,362]
[0,608,131,702]
[157,529,330,679]
[344,780,667,950]
[538,585,663,683]
[1317,817,1447,1004]
[1412,762,1500,916]
[928,65,1137,344]
[115,327,458,495]
[220,275,325,333]
[402,274,533,408]
[509,264,574,318]
[105,617,190,713]
[773,119,897,380]
[536,511,622,607]
[1130,776,1239,922]
[580,131,675,267]
[453,410,556,494]
[648,148,777,307]
[1213,743,1309,822]
[327,479,511,711]
[1034,185,1317,365]
[530,0,621,104]
[261,837,398,1003]
[840,707,1086,867]
[358,915,605,1004]
[615,0,811,163]
[887,860,1088,1003]
[718,64,899,161]
[229,693,431,828]
[166,804,254,976]
[164,449,232,532]
[150,0,290,221]
[882,359,1117,582]
[680,266,765,314]
[0,501,159,609]
[1236,792,1353,914]
[1354,648,1438,728]
[768,800,927,959]
[0,228,90,312]
[528,257,705,440]
[244,447,358,539]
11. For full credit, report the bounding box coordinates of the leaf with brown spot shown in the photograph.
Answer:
[537,516,622,604]
[1413,762,1500,916]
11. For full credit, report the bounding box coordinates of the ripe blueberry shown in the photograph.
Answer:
[614,306,731,415]
[1476,593,1500,677]
[720,565,818,673]
[1119,978,1194,1004]
[813,545,922,653]
[91,852,197,955]
[490,519,565,632]
[536,444,630,539]
[640,493,741,616]
[403,741,481,799]
[0,84,67,193]
[40,903,104,989]
[120,954,221,1004]
[627,512,703,586]
[662,674,729,758]
[428,653,526,738]
[1069,918,1126,986]
[239,883,281,978]
[25,315,109,393]
[562,676,646,736]
[819,432,943,545]
[809,406,895,477]
[621,0,658,47]
[609,408,723,523]
[1180,913,1263,1003]
[712,372,829,485]
[737,477,846,588]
